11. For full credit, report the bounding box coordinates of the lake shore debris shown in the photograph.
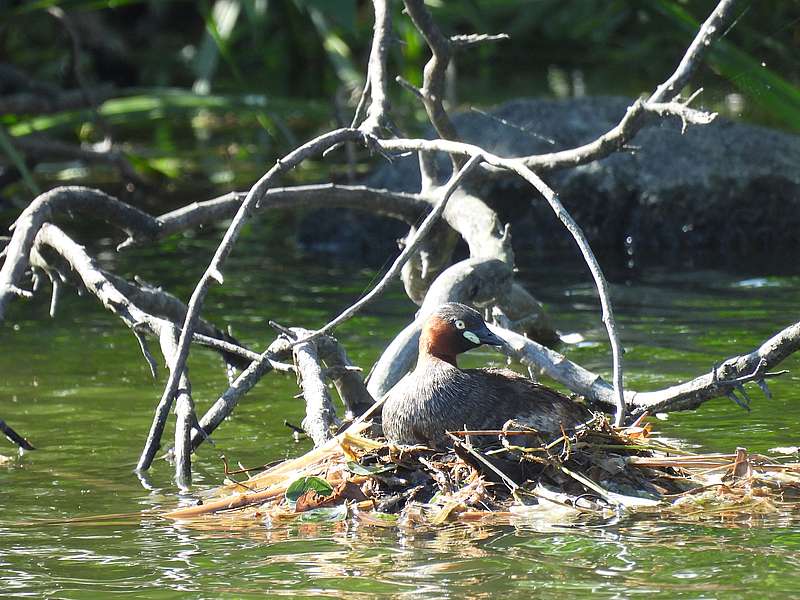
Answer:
[165,415,800,528]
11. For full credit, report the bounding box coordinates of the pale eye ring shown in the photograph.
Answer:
[454,319,466,330]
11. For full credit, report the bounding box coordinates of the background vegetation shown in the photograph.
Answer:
[1,0,799,221]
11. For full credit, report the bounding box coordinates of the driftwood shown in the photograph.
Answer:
[0,0,778,489]
[290,327,339,448]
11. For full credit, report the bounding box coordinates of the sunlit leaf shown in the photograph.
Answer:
[285,475,334,503]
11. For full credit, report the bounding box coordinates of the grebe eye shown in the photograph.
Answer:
[454,319,466,330]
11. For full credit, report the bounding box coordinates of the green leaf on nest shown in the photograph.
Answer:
[285,476,334,503]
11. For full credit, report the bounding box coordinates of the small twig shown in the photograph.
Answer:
[449,429,534,437]
[268,320,297,340]
[284,420,305,435]
[395,76,425,101]
[448,434,518,492]
[726,390,750,412]
[48,276,61,318]
[132,328,158,379]
[220,455,256,491]
[450,33,509,48]
[551,463,621,508]
[349,77,371,129]
[0,419,35,450]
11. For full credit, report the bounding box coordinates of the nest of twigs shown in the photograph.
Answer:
[165,416,800,527]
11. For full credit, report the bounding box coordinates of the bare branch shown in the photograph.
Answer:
[157,326,194,489]
[290,152,484,348]
[649,0,738,103]
[161,183,426,235]
[402,0,463,180]
[518,0,738,172]
[141,127,364,471]
[359,0,392,135]
[0,187,159,319]
[502,159,626,426]
[291,328,339,447]
[494,317,800,419]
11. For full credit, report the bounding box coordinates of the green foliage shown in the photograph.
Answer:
[0,0,798,200]
[654,0,800,131]
[285,475,334,503]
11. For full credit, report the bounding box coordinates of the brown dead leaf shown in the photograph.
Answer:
[295,480,368,513]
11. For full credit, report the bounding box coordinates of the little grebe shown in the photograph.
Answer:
[382,302,591,448]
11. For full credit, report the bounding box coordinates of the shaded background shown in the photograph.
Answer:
[2,0,799,218]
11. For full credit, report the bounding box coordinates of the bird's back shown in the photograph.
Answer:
[382,360,591,447]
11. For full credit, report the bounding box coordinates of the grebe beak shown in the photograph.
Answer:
[475,324,505,347]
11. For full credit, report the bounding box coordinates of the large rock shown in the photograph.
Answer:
[300,97,800,268]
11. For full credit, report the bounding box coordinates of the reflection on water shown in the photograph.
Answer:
[2,248,800,598]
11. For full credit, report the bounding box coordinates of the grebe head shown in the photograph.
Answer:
[419,302,504,366]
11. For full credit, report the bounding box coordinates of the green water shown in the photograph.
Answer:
[2,242,800,599]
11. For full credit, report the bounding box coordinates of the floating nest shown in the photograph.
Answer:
[166,416,800,527]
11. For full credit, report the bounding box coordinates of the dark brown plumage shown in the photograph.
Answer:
[382,302,591,448]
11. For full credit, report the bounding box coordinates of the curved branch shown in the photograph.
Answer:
[143,127,364,472]
[373,136,626,425]
[158,183,427,235]
[0,182,428,325]
[0,186,159,319]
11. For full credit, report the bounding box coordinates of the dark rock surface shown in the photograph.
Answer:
[298,97,800,269]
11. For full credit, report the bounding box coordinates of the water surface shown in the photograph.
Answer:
[2,244,799,599]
